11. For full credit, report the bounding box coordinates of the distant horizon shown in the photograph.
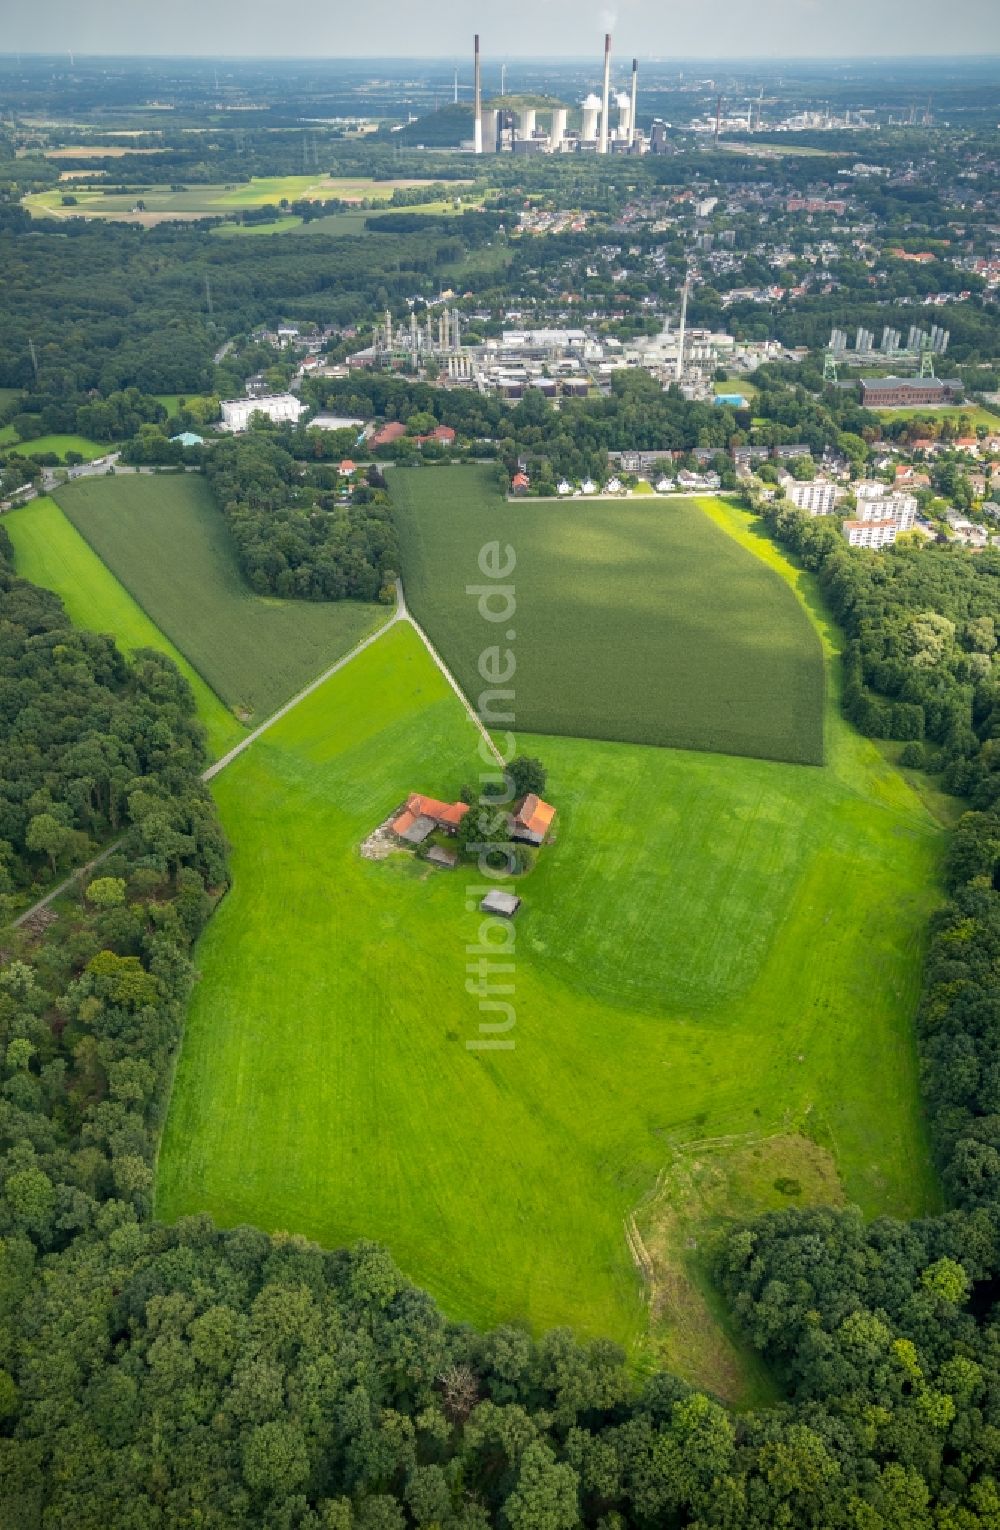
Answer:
[5,0,1000,63]
[2,50,999,64]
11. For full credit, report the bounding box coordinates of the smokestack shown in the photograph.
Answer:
[675,278,689,383]
[629,59,638,148]
[599,33,611,154]
[474,35,483,155]
[714,94,722,145]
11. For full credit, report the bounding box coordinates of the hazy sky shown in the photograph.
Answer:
[4,0,1000,59]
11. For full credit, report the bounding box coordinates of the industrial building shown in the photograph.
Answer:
[220,394,306,432]
[859,376,963,408]
[467,34,650,156]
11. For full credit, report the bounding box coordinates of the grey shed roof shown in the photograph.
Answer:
[480,889,522,917]
[398,815,436,845]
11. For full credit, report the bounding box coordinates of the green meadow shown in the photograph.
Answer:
[4,433,109,461]
[874,403,1000,431]
[153,394,217,417]
[25,174,469,223]
[156,502,942,1385]
[4,496,242,760]
[392,468,825,765]
[55,475,386,722]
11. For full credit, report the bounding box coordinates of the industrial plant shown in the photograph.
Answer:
[467,33,652,155]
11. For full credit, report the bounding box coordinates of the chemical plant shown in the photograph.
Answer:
[467,33,654,156]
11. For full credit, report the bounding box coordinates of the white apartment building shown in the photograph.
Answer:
[787,480,841,515]
[855,493,917,529]
[842,519,901,549]
[220,395,307,432]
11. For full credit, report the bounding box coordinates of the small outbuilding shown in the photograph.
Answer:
[511,794,556,846]
[426,846,458,870]
[392,809,436,845]
[480,889,522,918]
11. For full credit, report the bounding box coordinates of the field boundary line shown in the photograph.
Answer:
[624,1213,654,1298]
[202,597,402,782]
[7,581,496,931]
[397,588,505,769]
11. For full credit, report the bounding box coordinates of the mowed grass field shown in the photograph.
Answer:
[156,599,941,1369]
[4,433,109,461]
[4,496,243,760]
[874,403,1000,431]
[393,468,825,765]
[55,475,386,722]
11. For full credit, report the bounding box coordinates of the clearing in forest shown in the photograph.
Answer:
[54,475,386,723]
[156,520,942,1381]
[392,468,825,766]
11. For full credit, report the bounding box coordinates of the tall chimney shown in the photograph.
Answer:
[629,58,638,148]
[675,278,689,383]
[599,33,611,154]
[474,35,483,155]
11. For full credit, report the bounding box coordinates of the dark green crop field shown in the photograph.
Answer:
[55,475,385,723]
[391,468,825,765]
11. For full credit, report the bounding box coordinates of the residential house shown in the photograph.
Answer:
[370,421,408,450]
[391,793,470,845]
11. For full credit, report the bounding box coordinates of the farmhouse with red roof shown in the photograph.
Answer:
[391,793,470,845]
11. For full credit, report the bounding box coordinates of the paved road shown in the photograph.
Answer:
[8,580,501,928]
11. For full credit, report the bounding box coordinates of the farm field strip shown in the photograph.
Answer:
[4,496,243,760]
[54,475,385,723]
[392,468,825,765]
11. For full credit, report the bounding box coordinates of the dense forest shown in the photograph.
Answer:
[758,503,1000,802]
[204,436,399,601]
[0,532,225,910]
[0,213,480,397]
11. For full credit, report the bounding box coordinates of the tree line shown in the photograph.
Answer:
[204,435,399,603]
[758,501,1000,802]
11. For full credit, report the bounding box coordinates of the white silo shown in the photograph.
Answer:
[550,107,568,148]
[581,93,602,141]
[519,107,537,139]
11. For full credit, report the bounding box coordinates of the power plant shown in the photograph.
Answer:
[465,33,652,156]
